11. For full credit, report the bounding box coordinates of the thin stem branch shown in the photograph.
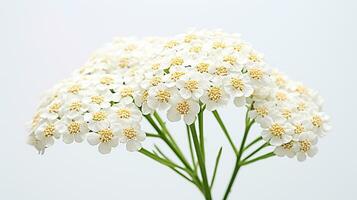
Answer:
[212,110,239,155]
[243,136,262,151]
[190,124,212,200]
[210,147,223,189]
[222,111,254,200]
[241,152,275,166]
[146,133,161,138]
[242,142,269,162]
[144,115,193,171]
[198,105,205,162]
[186,125,197,172]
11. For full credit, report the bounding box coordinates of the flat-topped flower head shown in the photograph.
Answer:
[27,30,330,160]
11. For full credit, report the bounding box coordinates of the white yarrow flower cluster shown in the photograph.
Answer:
[27,30,330,160]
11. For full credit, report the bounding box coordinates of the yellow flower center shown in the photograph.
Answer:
[99,129,114,143]
[281,109,292,119]
[118,57,129,68]
[156,90,171,103]
[164,40,178,48]
[207,87,222,102]
[312,116,322,128]
[299,140,311,152]
[297,102,306,111]
[275,75,286,87]
[190,46,202,53]
[44,124,55,137]
[276,92,288,101]
[150,77,162,86]
[123,128,136,140]
[120,87,134,97]
[295,85,307,95]
[255,106,268,117]
[100,76,114,85]
[92,111,107,121]
[212,41,226,49]
[233,44,243,52]
[117,109,131,119]
[49,103,61,113]
[282,141,294,150]
[215,66,228,76]
[170,71,186,81]
[248,53,260,62]
[223,55,237,65]
[185,80,199,92]
[151,63,160,70]
[69,101,82,112]
[249,68,264,80]
[68,122,81,134]
[231,78,244,91]
[176,101,190,115]
[184,34,197,43]
[294,124,305,134]
[269,123,285,137]
[196,63,209,73]
[91,95,104,104]
[67,84,81,94]
[170,57,184,66]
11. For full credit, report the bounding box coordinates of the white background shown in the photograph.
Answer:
[1,0,356,199]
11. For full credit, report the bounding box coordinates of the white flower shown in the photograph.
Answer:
[200,80,230,111]
[109,102,142,125]
[223,73,254,107]
[249,101,273,125]
[134,89,153,115]
[274,141,296,158]
[167,96,200,125]
[64,99,89,119]
[40,100,63,121]
[309,112,331,137]
[35,120,64,146]
[261,117,293,146]
[112,84,137,104]
[147,84,177,111]
[83,110,110,132]
[176,72,210,100]
[59,118,89,144]
[27,133,46,154]
[118,123,146,152]
[83,90,112,111]
[295,132,318,161]
[87,125,120,154]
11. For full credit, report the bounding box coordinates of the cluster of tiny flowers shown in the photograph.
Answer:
[27,30,330,160]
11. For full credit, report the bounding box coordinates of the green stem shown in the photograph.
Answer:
[186,125,197,172]
[144,115,192,171]
[222,114,254,200]
[198,106,205,162]
[210,147,223,189]
[146,133,161,138]
[212,110,239,155]
[242,142,269,162]
[241,152,275,166]
[190,124,212,200]
[243,136,262,151]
